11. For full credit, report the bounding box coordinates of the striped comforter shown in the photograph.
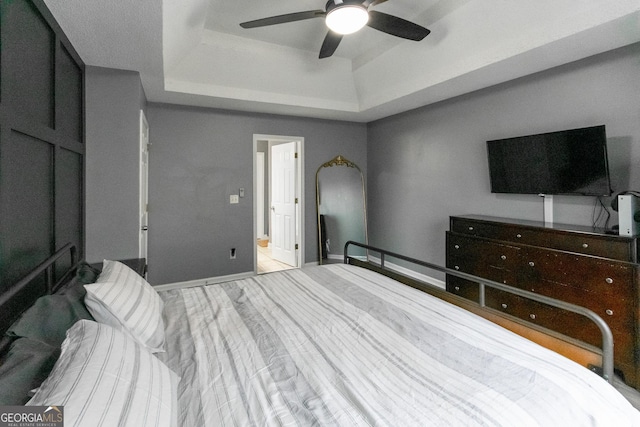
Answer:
[157,264,640,426]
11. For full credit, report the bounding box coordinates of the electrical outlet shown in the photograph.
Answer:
[230,248,236,259]
[230,194,239,204]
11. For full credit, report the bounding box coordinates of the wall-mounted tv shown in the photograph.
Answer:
[487,125,612,196]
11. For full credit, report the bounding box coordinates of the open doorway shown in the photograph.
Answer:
[253,135,304,274]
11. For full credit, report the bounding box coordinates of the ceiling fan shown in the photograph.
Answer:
[239,0,431,59]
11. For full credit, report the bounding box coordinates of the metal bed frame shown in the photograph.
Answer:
[0,241,615,384]
[344,240,615,384]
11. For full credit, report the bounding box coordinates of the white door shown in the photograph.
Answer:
[271,142,297,266]
[139,110,149,260]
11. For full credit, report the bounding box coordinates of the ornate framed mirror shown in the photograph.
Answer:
[315,155,368,264]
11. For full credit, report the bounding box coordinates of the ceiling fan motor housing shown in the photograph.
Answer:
[325,0,369,35]
[325,0,368,13]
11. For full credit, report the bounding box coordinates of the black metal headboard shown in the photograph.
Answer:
[0,243,79,356]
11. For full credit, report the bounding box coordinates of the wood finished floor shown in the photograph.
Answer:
[257,245,295,274]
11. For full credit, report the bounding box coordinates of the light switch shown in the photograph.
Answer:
[239,188,245,198]
[230,195,239,204]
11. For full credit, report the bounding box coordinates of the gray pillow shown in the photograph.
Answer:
[0,338,60,405]
[75,261,101,284]
[6,290,93,347]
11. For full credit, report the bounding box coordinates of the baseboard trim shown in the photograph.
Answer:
[312,254,445,289]
[153,271,255,292]
[367,255,446,289]
[327,254,367,261]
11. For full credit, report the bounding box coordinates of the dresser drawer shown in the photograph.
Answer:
[447,232,520,274]
[451,218,508,239]
[486,289,564,333]
[450,216,635,262]
[518,247,636,301]
[485,289,634,351]
[446,276,479,302]
[517,231,634,262]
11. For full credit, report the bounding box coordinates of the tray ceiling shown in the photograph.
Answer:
[45,0,640,122]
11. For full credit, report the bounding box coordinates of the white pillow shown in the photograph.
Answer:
[84,260,165,353]
[27,320,179,427]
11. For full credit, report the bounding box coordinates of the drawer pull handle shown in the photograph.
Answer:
[500,255,507,260]
[606,309,614,316]
[516,234,522,238]
[582,243,589,248]
[454,286,460,292]
[454,244,460,249]
[529,314,536,320]
[454,265,460,270]
[501,303,508,309]
[605,278,613,284]
[468,226,474,231]
[528,261,535,267]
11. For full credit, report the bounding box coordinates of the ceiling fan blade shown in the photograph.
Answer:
[366,10,430,41]
[362,0,388,7]
[319,31,343,58]
[240,10,325,29]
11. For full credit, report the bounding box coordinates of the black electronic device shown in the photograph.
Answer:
[487,125,612,196]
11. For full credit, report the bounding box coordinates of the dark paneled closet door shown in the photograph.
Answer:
[0,0,85,295]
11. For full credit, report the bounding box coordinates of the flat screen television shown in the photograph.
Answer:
[487,125,612,196]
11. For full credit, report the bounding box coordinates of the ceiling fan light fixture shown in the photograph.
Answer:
[325,5,369,35]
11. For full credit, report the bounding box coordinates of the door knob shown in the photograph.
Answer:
[141,226,149,231]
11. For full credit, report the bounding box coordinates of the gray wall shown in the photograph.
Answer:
[366,42,640,273]
[145,104,367,285]
[85,66,147,263]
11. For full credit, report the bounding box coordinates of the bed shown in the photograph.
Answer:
[1,242,639,426]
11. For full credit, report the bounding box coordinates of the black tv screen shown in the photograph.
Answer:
[487,125,612,196]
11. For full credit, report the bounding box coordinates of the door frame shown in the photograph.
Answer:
[256,152,265,239]
[253,134,304,274]
[139,109,149,260]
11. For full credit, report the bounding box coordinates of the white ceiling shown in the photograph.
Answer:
[44,0,640,123]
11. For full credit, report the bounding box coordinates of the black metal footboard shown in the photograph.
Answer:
[343,241,615,384]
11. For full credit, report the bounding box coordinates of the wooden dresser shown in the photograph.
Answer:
[446,215,640,388]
